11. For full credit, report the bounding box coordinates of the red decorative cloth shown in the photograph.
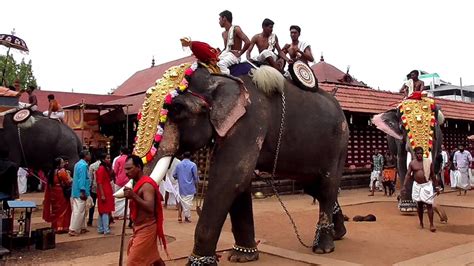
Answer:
[181,38,219,64]
[407,91,422,100]
[129,176,166,250]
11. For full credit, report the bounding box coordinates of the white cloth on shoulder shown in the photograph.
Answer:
[412,180,434,205]
[224,25,236,52]
[405,79,414,97]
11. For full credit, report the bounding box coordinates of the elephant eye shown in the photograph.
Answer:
[168,102,188,121]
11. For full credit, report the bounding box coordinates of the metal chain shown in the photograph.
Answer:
[268,89,313,249]
[188,254,217,266]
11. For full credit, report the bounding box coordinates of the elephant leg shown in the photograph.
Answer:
[189,131,263,265]
[332,200,346,240]
[228,189,259,263]
[312,174,338,254]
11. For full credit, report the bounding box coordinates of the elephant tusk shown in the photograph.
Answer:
[113,156,172,198]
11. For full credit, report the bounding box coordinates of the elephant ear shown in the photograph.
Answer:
[372,109,403,140]
[210,78,250,137]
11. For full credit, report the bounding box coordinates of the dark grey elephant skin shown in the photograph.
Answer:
[0,111,82,173]
[375,109,442,202]
[154,66,349,263]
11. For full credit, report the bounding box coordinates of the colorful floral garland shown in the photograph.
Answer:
[137,62,198,164]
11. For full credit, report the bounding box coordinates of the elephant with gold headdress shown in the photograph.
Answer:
[116,56,350,263]
[372,97,443,212]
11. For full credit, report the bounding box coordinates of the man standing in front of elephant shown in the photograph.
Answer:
[369,149,384,196]
[69,150,91,236]
[173,152,199,223]
[217,10,251,74]
[403,146,439,232]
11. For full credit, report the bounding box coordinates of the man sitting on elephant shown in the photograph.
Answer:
[43,94,64,122]
[282,25,314,65]
[246,18,290,72]
[217,10,251,75]
[400,70,425,99]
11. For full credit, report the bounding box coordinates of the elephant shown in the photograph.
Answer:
[0,110,82,175]
[372,108,443,211]
[135,64,349,264]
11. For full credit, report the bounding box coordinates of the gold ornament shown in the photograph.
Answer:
[134,63,192,157]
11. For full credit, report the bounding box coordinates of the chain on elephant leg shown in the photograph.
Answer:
[332,201,347,240]
[228,244,259,263]
[312,212,335,254]
[187,254,218,266]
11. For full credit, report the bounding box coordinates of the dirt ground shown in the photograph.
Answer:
[2,190,474,265]
[222,201,474,266]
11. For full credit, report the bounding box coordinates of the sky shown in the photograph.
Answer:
[1,0,473,94]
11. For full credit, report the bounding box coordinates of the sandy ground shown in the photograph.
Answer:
[2,188,474,265]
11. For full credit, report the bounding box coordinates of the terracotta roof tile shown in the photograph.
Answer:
[113,56,195,96]
[319,84,474,121]
[311,57,367,87]
[19,90,124,112]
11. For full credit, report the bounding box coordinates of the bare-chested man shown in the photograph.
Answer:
[400,70,425,98]
[246,18,290,72]
[403,147,440,232]
[124,155,166,266]
[217,10,251,74]
[282,25,314,64]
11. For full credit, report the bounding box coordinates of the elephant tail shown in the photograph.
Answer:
[249,65,284,95]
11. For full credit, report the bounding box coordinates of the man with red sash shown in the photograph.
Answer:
[124,155,166,266]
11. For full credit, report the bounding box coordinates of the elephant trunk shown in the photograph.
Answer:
[113,121,180,198]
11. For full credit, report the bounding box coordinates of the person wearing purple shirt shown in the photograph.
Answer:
[173,152,199,223]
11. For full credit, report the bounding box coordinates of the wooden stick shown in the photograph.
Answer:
[119,198,129,266]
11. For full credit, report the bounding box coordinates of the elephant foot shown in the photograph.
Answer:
[333,222,346,240]
[312,223,335,254]
[187,254,218,266]
[227,245,259,263]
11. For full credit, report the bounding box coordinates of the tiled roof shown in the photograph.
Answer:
[311,56,367,87]
[113,56,195,96]
[319,84,474,121]
[19,90,124,112]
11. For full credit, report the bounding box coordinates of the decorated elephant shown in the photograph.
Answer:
[0,109,82,174]
[119,61,349,264]
[372,97,443,212]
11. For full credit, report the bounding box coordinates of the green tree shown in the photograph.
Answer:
[0,54,37,89]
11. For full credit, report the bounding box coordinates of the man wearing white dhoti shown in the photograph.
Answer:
[217,10,251,74]
[246,18,290,72]
[69,150,91,236]
[403,147,440,232]
[453,144,473,196]
[162,158,181,208]
[173,152,199,223]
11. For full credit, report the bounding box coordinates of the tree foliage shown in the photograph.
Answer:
[0,54,37,90]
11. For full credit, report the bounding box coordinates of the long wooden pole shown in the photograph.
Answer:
[119,198,129,266]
